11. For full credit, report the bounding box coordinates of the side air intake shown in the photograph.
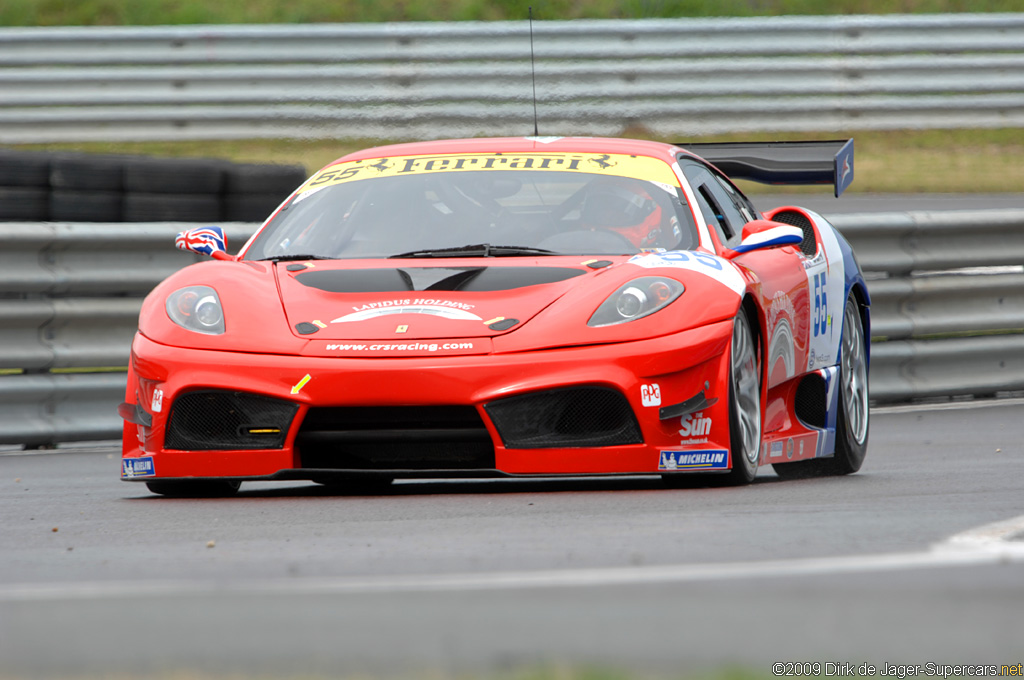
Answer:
[794,374,828,429]
[770,210,818,256]
[164,390,298,450]
[485,386,642,449]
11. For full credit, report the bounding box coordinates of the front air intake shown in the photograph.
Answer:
[485,386,642,449]
[164,390,298,450]
[297,405,495,470]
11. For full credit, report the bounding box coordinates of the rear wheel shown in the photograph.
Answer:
[774,293,869,479]
[145,480,241,497]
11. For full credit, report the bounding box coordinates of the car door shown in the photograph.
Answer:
[680,158,811,389]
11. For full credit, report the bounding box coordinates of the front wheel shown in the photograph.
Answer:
[723,309,762,485]
[662,309,761,489]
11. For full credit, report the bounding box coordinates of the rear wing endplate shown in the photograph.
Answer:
[675,139,855,198]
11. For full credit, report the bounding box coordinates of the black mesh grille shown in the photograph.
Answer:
[771,209,817,256]
[164,390,298,451]
[485,386,642,449]
[795,374,828,429]
[297,406,495,470]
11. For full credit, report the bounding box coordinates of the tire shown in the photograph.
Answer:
[774,294,869,479]
[224,163,307,195]
[834,295,870,471]
[123,192,222,222]
[0,186,49,220]
[50,153,125,191]
[50,189,122,222]
[223,192,289,223]
[722,308,762,485]
[0,150,52,187]
[145,480,241,497]
[123,157,226,195]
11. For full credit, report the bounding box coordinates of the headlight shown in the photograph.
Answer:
[166,286,225,335]
[588,277,684,327]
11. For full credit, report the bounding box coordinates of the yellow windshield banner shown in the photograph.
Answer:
[299,152,679,193]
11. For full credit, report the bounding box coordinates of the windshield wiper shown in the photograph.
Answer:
[258,254,334,262]
[389,243,559,259]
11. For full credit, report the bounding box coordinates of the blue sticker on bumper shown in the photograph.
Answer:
[122,457,155,478]
[659,449,728,471]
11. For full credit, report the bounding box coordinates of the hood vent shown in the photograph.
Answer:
[294,266,584,293]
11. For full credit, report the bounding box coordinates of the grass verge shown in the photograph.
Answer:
[2,0,1022,25]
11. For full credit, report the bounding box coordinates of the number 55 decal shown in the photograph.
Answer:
[813,272,828,338]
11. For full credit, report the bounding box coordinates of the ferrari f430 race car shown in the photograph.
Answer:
[119,136,869,496]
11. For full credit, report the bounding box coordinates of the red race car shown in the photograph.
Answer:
[120,136,869,496]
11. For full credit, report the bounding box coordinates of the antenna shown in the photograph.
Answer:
[528,7,539,136]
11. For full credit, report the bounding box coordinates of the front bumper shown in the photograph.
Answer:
[121,321,734,480]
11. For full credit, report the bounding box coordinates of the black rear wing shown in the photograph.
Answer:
[675,139,854,197]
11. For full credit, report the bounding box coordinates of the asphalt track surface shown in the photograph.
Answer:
[2,399,1024,679]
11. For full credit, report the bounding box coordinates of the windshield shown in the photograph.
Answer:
[244,158,699,261]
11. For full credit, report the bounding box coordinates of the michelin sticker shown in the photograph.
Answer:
[659,450,729,471]
[628,251,745,295]
[122,457,155,478]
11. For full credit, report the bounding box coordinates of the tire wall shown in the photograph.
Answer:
[0,150,307,223]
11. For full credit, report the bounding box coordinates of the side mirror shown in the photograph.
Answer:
[175,226,233,261]
[728,220,803,255]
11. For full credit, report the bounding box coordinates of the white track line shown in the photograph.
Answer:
[936,514,1024,552]
[872,396,1024,414]
[2,516,1023,602]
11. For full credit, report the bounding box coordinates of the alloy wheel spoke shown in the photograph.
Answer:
[841,301,869,444]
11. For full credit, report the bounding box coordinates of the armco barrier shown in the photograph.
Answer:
[1,14,1023,142]
[0,222,256,370]
[828,210,1024,275]
[2,210,1023,446]
[868,335,1024,404]
[0,373,129,446]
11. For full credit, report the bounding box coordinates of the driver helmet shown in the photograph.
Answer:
[579,177,664,248]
